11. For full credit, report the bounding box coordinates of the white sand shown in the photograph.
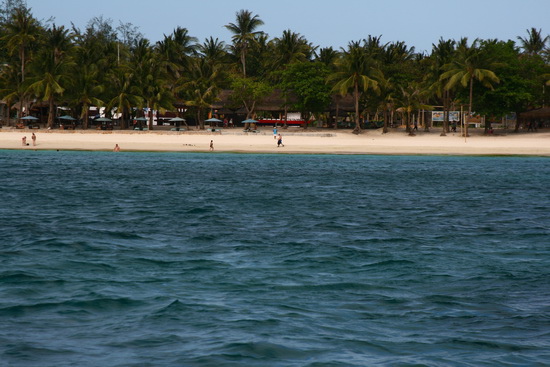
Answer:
[1,127,549,156]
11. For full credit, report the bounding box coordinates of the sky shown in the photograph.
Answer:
[25,0,550,54]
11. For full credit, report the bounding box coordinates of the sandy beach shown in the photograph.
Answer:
[1,127,549,156]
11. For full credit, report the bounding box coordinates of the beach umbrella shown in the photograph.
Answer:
[241,119,258,124]
[58,115,76,121]
[135,117,148,121]
[20,116,39,120]
[169,117,186,122]
[205,118,222,123]
[95,117,112,122]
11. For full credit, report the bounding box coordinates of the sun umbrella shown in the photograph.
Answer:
[134,117,148,121]
[59,115,76,120]
[169,117,186,122]
[205,118,222,123]
[241,119,258,124]
[95,117,112,122]
[20,116,39,120]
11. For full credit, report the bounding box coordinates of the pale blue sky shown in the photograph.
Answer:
[25,0,549,54]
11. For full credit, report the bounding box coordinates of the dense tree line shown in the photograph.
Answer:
[0,1,548,133]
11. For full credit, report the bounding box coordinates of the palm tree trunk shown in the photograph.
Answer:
[441,91,448,136]
[197,108,205,129]
[241,49,246,77]
[423,110,429,132]
[6,102,11,125]
[353,82,361,133]
[83,105,89,129]
[334,102,339,129]
[148,102,154,130]
[465,77,474,137]
[47,97,55,128]
[20,46,25,83]
[121,108,128,130]
[407,110,414,135]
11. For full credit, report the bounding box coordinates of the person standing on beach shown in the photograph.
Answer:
[277,134,284,147]
[210,140,214,151]
[273,126,278,139]
[31,133,36,146]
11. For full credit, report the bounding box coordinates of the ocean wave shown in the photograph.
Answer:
[0,296,144,317]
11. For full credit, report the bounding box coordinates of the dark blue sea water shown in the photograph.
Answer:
[1,151,549,366]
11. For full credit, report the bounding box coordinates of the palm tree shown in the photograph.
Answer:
[315,47,340,68]
[396,82,431,135]
[373,70,395,133]
[272,30,314,68]
[224,9,264,77]
[440,38,500,136]
[2,6,42,118]
[517,28,549,56]
[0,63,24,124]
[67,63,103,129]
[178,58,221,129]
[106,66,141,129]
[157,26,197,81]
[329,41,380,133]
[2,6,41,83]
[429,38,456,136]
[26,25,74,128]
[198,37,227,67]
[131,39,173,130]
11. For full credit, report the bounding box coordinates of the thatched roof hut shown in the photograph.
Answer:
[519,107,550,120]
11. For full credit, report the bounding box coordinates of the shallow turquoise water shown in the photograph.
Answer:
[1,151,549,366]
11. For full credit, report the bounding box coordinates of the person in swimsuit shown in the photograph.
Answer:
[277,134,284,147]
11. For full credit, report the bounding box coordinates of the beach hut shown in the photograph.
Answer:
[519,107,550,129]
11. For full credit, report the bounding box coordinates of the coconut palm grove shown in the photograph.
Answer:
[1,1,549,134]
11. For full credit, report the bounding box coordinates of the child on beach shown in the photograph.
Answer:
[277,134,284,147]
[32,133,36,146]
[210,140,214,151]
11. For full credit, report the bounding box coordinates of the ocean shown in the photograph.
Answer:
[1,151,549,366]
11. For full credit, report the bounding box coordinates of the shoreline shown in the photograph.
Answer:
[1,128,549,156]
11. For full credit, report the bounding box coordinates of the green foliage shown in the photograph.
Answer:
[475,40,542,116]
[279,62,331,117]
[0,3,548,131]
[229,75,272,118]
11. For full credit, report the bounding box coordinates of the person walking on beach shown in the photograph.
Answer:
[209,140,214,151]
[31,133,36,146]
[273,126,278,139]
[114,144,120,152]
[277,134,284,147]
